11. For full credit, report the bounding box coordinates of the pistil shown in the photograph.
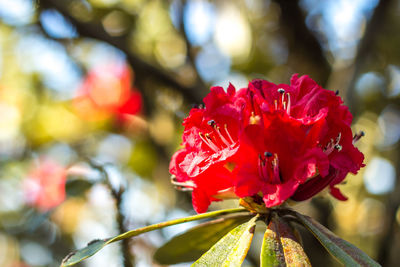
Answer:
[258,152,281,184]
[274,88,291,115]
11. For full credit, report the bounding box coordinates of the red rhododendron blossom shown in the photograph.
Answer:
[74,62,142,120]
[170,74,364,213]
[23,160,67,212]
[170,84,248,213]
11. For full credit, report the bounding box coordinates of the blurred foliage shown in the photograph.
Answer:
[0,0,399,266]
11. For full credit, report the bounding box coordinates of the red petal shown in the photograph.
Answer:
[262,179,300,207]
[192,189,211,213]
[291,168,337,201]
[117,91,142,115]
[329,185,348,201]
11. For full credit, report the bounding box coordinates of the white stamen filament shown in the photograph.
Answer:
[224,124,235,144]
[216,127,231,146]
[199,133,219,152]
[274,90,292,115]
[286,93,291,115]
[199,122,236,152]
[171,180,196,188]
[336,132,341,143]
[324,139,335,155]
[324,132,342,155]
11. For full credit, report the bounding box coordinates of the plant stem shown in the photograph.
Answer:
[88,160,134,267]
[114,188,134,267]
[109,207,250,243]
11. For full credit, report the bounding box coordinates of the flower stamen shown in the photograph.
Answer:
[353,131,365,144]
[250,112,261,124]
[208,120,231,146]
[200,121,236,152]
[271,154,281,184]
[199,132,219,152]
[275,89,291,115]
[258,152,281,184]
[324,132,342,155]
[224,124,235,143]
[281,91,286,110]
[334,144,343,151]
[216,126,231,146]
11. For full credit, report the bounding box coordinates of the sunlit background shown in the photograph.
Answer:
[0,0,399,266]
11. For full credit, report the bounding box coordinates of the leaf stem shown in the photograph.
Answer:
[109,208,250,243]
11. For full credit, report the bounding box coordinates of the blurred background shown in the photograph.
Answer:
[0,0,399,266]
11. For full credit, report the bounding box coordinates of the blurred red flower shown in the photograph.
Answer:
[74,62,142,120]
[170,74,364,213]
[23,160,66,212]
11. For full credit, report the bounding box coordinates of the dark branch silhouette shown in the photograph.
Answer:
[39,0,205,105]
[273,0,331,85]
[345,0,393,113]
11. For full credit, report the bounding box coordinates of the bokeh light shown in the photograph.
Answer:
[363,157,396,195]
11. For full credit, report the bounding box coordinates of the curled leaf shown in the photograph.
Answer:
[261,215,310,267]
[261,218,285,267]
[293,211,381,267]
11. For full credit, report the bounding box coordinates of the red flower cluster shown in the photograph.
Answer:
[170,74,364,213]
[74,62,142,120]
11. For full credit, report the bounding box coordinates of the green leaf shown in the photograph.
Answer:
[261,215,310,267]
[61,208,248,266]
[293,211,381,267]
[154,213,255,264]
[61,239,109,266]
[260,217,285,267]
[192,215,258,267]
[276,216,311,266]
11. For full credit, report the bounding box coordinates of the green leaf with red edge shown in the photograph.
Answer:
[293,211,381,267]
[261,215,310,267]
[192,215,258,267]
[154,213,255,264]
[60,208,247,266]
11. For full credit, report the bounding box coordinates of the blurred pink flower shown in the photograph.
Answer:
[23,160,66,212]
